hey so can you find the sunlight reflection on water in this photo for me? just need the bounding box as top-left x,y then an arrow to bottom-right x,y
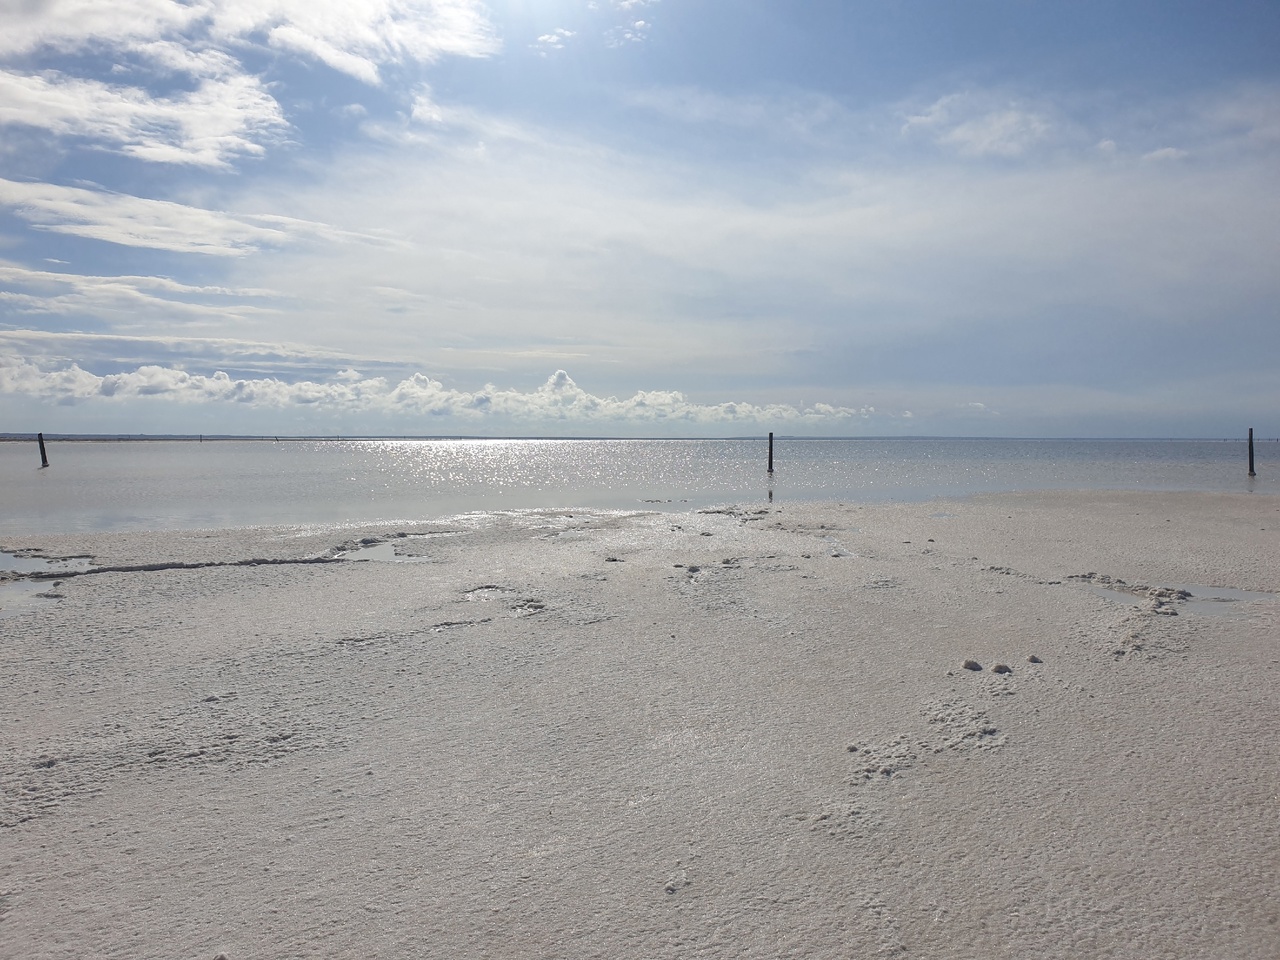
1,437 -> 1274,534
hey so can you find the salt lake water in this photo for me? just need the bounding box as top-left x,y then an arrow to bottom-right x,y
1,437 -> 1274,535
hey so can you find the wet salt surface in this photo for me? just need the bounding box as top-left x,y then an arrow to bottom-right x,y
0,551 -> 92,574
337,540 -> 434,563
0,552 -> 92,620
0,580 -> 58,620
1086,582 -> 1276,617
0,533 -> 454,618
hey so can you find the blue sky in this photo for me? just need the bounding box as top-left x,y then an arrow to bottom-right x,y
1,0 -> 1277,437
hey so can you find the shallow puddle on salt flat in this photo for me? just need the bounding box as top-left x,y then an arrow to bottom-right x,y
1167,584 -> 1276,618
1086,583 -> 1275,618
0,552 -> 90,620
0,551 -> 92,574
338,541 -> 434,563
0,580 -> 60,620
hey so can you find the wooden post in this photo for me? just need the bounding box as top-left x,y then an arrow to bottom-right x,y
37,432 -> 49,468
767,432 -> 774,473
1248,427 -> 1256,477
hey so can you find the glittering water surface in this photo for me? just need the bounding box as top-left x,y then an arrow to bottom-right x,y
1,437 -> 1274,534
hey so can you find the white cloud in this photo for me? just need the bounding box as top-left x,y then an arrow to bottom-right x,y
0,178 -> 381,256
0,178 -> 289,254
410,85 -> 445,123
0,68 -> 286,167
1142,146 -> 1188,162
903,93 -> 1052,157
0,0 -> 498,167
532,28 -> 574,56
0,264 -> 280,328
606,21 -> 651,46
0,328 -> 399,383
0,358 -> 883,427
1199,84 -> 1280,146
603,1 -> 658,48
242,0 -> 499,79
1077,85 -> 1280,163
0,1 -> 499,73
199,85 -> 1280,411
624,86 -> 843,139
0,0 -> 202,59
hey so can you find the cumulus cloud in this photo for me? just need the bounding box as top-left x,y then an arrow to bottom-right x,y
606,21 -> 651,46
0,359 -> 885,428
603,1 -> 659,47
532,28 -> 574,56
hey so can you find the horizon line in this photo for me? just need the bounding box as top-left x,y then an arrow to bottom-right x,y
1,433 -> 1272,443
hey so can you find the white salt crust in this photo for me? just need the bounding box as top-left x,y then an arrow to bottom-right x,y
1,490 -> 1277,958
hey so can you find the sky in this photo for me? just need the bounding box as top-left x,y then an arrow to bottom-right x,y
1,0 -> 1278,438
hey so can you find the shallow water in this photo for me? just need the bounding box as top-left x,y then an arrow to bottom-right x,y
0,551 -> 92,574
1085,582 -> 1276,618
0,552 -> 90,619
0,580 -> 56,620
1,436 -> 1274,534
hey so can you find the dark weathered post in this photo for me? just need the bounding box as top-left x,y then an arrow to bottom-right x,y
767,432 -> 774,473
1248,427 -> 1256,477
37,432 -> 49,468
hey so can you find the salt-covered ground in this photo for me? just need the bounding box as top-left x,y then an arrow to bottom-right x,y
1,491 -> 1277,959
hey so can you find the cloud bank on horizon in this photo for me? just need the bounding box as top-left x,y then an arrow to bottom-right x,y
1,0 -> 1278,437
0,355 -> 887,433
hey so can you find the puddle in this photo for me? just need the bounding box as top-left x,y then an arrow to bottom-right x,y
0,551 -> 92,619
0,580 -> 62,620
338,541 -> 433,563
1085,585 -> 1144,606
1167,584 -> 1276,618
0,551 -> 92,574
1085,582 -> 1275,618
